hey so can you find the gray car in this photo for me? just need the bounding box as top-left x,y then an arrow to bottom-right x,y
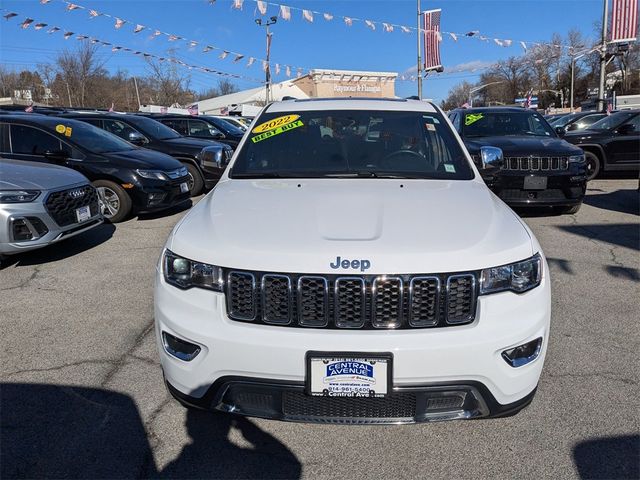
0,159 -> 103,257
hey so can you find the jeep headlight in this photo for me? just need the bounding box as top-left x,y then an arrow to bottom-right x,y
163,250 -> 223,291
480,254 -> 542,294
568,154 -> 585,164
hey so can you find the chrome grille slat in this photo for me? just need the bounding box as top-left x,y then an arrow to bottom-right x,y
225,271 -> 477,329
503,156 -> 569,171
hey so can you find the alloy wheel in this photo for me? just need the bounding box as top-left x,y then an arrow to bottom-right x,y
97,186 -> 120,218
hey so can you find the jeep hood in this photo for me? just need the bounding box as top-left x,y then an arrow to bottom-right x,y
170,179 -> 534,274
464,135 -> 583,157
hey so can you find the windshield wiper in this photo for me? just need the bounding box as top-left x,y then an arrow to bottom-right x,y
323,171 -> 424,179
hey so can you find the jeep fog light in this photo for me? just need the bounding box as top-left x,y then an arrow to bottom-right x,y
502,337 -> 542,368
162,332 -> 201,361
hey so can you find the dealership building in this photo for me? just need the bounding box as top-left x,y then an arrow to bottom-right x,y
195,68 -> 398,115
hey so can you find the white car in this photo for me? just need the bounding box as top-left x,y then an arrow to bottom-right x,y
154,98 -> 551,424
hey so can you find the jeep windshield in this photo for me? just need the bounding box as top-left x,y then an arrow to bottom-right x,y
462,111 -> 555,138
230,110 -> 474,180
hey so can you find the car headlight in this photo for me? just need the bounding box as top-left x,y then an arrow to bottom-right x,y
0,190 -> 40,203
480,254 -> 542,294
568,154 -> 585,164
163,250 -> 223,291
136,169 -> 169,181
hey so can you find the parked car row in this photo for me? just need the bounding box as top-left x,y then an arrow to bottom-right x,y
0,108 -> 246,260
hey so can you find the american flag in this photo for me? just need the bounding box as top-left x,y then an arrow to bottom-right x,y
423,9 -> 442,70
524,89 -> 534,109
25,104 -> 34,113
187,104 -> 199,116
610,0 -> 638,43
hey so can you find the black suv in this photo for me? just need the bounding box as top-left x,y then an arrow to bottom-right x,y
145,114 -> 245,149
563,110 -> 640,180
449,107 -> 588,213
0,114 -> 190,222
550,111 -> 607,135
56,112 -> 233,195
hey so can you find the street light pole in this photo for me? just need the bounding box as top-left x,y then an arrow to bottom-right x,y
468,81 -> 505,107
597,0 -> 609,111
255,16 -> 277,103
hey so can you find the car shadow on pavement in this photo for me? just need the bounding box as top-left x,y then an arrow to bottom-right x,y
573,434 -> 639,479
583,188 -> 640,216
0,223 -> 115,269
556,223 -> 639,251
1,383 -> 302,479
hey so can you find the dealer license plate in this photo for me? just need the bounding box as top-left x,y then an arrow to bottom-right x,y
180,182 -> 189,193
307,353 -> 391,398
523,176 -> 547,190
75,205 -> 91,223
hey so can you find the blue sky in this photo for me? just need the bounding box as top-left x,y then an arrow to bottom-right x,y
1,0 -> 605,103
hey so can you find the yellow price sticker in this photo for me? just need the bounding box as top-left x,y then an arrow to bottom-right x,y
64,127 -> 72,137
465,113 -> 484,126
250,119 -> 304,143
55,124 -> 66,134
252,114 -> 300,134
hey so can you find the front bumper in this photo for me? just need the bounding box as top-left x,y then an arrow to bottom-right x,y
0,201 -> 102,255
154,260 -> 551,422
485,171 -> 587,207
132,177 -> 191,213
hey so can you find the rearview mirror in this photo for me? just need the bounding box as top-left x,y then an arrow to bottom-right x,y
128,131 -> 148,146
44,149 -> 69,162
617,124 -> 635,135
480,146 -> 504,171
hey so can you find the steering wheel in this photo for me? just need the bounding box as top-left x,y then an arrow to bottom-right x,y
381,149 -> 425,166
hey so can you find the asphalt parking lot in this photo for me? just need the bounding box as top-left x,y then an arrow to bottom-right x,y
1,178 -> 639,479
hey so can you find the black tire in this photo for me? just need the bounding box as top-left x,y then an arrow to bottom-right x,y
93,179 -> 132,223
584,151 -> 601,181
184,162 -> 204,196
556,204 -> 582,215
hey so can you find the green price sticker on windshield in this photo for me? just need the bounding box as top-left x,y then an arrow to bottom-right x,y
465,113 -> 484,126
251,119 -> 304,143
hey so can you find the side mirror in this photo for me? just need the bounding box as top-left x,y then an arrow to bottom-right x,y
555,126 -> 566,136
480,146 -> 504,171
128,131 -> 148,146
211,130 -> 225,140
617,124 -> 635,135
197,146 -> 231,170
566,123 -> 579,132
44,149 -> 69,162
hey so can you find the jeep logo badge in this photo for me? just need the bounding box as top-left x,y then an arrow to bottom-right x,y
330,256 -> 371,272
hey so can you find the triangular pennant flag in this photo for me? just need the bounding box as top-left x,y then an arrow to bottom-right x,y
89,9 -> 99,18
279,5 -> 290,20
101,41 -> 111,46
203,45 -> 213,52
168,34 -> 180,41
63,31 -> 74,39
90,38 -> 100,44
66,3 -> 81,11
302,9 -> 313,22
3,12 -> 18,20
449,32 -> 458,41
296,68 -> 303,78
503,39 -> 512,47
34,23 -> 47,30
134,24 -> 145,33
382,23 -> 394,33
189,41 -> 198,49
40,0 -> 51,3
114,18 -> 125,29
247,57 -> 255,67
256,0 -> 267,15
344,17 -> 353,27
286,65 -> 291,77
400,25 -> 411,33
520,41 -> 527,51
219,50 -> 229,59
365,20 -> 375,30
466,30 -> 479,37
76,35 -> 89,40
233,54 -> 244,62
494,39 -> 504,47
232,0 -> 243,10
479,35 -> 488,41
262,60 -> 268,72
323,13 -> 333,21
275,63 -> 281,75
20,18 -> 34,29
47,26 -> 60,34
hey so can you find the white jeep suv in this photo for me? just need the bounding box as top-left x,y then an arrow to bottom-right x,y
154,98 -> 550,424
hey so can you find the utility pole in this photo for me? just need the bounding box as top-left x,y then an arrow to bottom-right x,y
133,76 -> 141,109
66,82 -> 72,107
598,0 -> 609,111
256,16 -> 277,103
417,0 -> 423,99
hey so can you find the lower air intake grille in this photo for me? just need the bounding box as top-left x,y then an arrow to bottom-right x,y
283,391 -> 417,419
